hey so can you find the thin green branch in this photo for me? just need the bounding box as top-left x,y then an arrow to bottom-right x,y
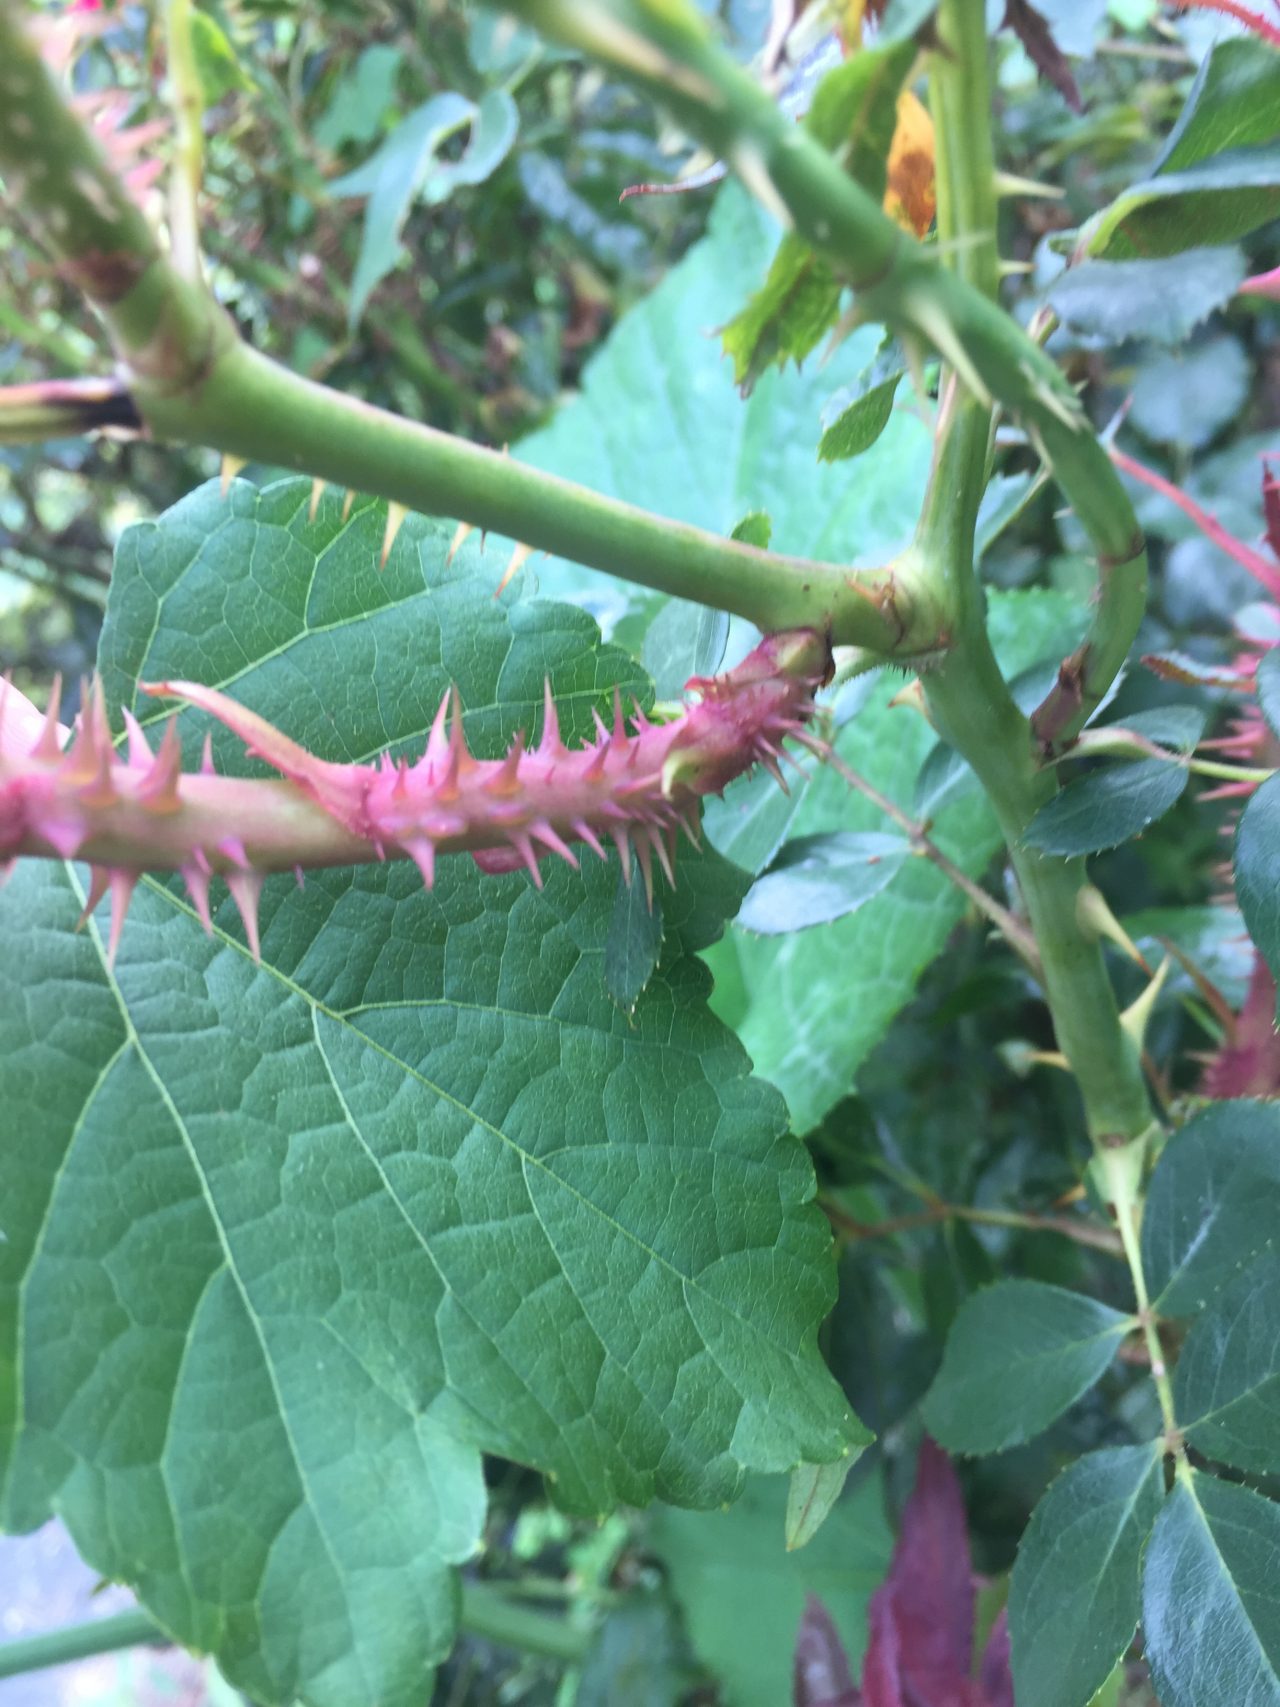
491,0 -> 1147,745
163,0 -> 206,281
821,1193 -> 1124,1256
0,1 -> 931,655
0,1585 -> 591,1682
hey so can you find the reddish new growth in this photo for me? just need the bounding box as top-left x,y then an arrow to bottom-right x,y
794,1438 -> 1012,1707
0,629 -> 831,961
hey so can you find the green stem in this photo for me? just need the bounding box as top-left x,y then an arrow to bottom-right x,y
0,1 -> 926,655
0,1586 -> 591,1682
915,0 -> 1156,1149
163,0 -> 206,281
0,1611 -> 164,1681
1098,1145 -> 1182,1449
493,0 -> 1147,744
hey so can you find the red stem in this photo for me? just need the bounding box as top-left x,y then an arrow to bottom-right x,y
1110,446 -> 1280,599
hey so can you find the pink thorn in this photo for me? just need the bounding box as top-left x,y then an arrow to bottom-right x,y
676,804 -> 702,848
529,818 -> 580,869
485,731 -> 526,796
217,835 -> 250,870
508,830 -> 545,887
634,837 -> 656,909
583,741 -> 609,782
121,707 -> 153,766
611,685 -> 627,748
648,824 -> 676,888
106,869 -> 138,970
539,680 -> 563,755
610,828 -> 633,886
294,865 -> 306,889
416,689 -> 453,775
225,869 -> 263,961
629,697 -> 652,732
76,864 -> 112,931
200,733 -> 216,776
591,709 -> 611,744
137,717 -> 183,811
183,861 -> 213,933
402,836 -> 436,889
571,817 -> 607,860
31,675 -> 64,761
1199,781 -> 1259,801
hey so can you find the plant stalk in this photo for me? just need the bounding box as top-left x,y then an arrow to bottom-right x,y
0,1585 -> 590,1682
916,0 -> 1156,1149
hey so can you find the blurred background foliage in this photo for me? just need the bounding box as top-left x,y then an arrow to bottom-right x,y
1,0 -> 1277,1702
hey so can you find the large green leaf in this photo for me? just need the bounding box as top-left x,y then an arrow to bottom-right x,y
1024,759 -> 1189,857
1143,1473 -> 1280,1707
1008,1444 -> 1165,1707
517,183 -> 933,641
1141,1100 -> 1280,1316
921,1280 -> 1133,1453
0,479 -> 868,1707
1177,1254 -> 1280,1476
649,1469 -> 892,1707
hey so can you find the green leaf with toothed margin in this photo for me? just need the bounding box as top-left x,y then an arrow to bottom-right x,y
0,476 -> 869,1707
921,1281 -> 1133,1453
1142,1473 -> 1280,1707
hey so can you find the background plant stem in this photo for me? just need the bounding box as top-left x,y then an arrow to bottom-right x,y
0,1584 -> 591,1681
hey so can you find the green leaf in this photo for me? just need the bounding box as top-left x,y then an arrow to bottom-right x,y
1130,334 -> 1251,452
1258,649 -> 1280,742
1024,759 -> 1188,857
1008,1443 -> 1165,1707
721,44 -> 914,392
641,599 -> 730,699
921,1281 -> 1133,1453
786,1457 -> 854,1552
1143,1474 -> 1280,1707
1080,146 -> 1280,261
314,44 -> 404,151
731,510 -> 773,549
518,185 -> 932,644
650,1470 -> 891,1707
818,343 -> 907,463
1,479 -> 869,1707
577,1592 -> 691,1707
1115,705 -> 1209,752
1047,249 -> 1246,349
1176,1254 -> 1280,1475
738,831 -> 909,935
1123,902 -> 1254,1010
605,863 -> 665,1015
332,89 -> 518,327
1154,38 -> 1280,176
1141,1099 -> 1280,1315
1235,776 -> 1280,1006
190,10 -> 253,102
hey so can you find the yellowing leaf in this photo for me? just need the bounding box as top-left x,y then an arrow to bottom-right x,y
884,89 -> 936,236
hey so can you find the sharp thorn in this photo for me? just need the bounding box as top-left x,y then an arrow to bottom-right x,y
308,477 -> 325,522
220,454 -> 247,496
226,869 -> 263,961
121,707 -> 153,766
380,500 -> 408,569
